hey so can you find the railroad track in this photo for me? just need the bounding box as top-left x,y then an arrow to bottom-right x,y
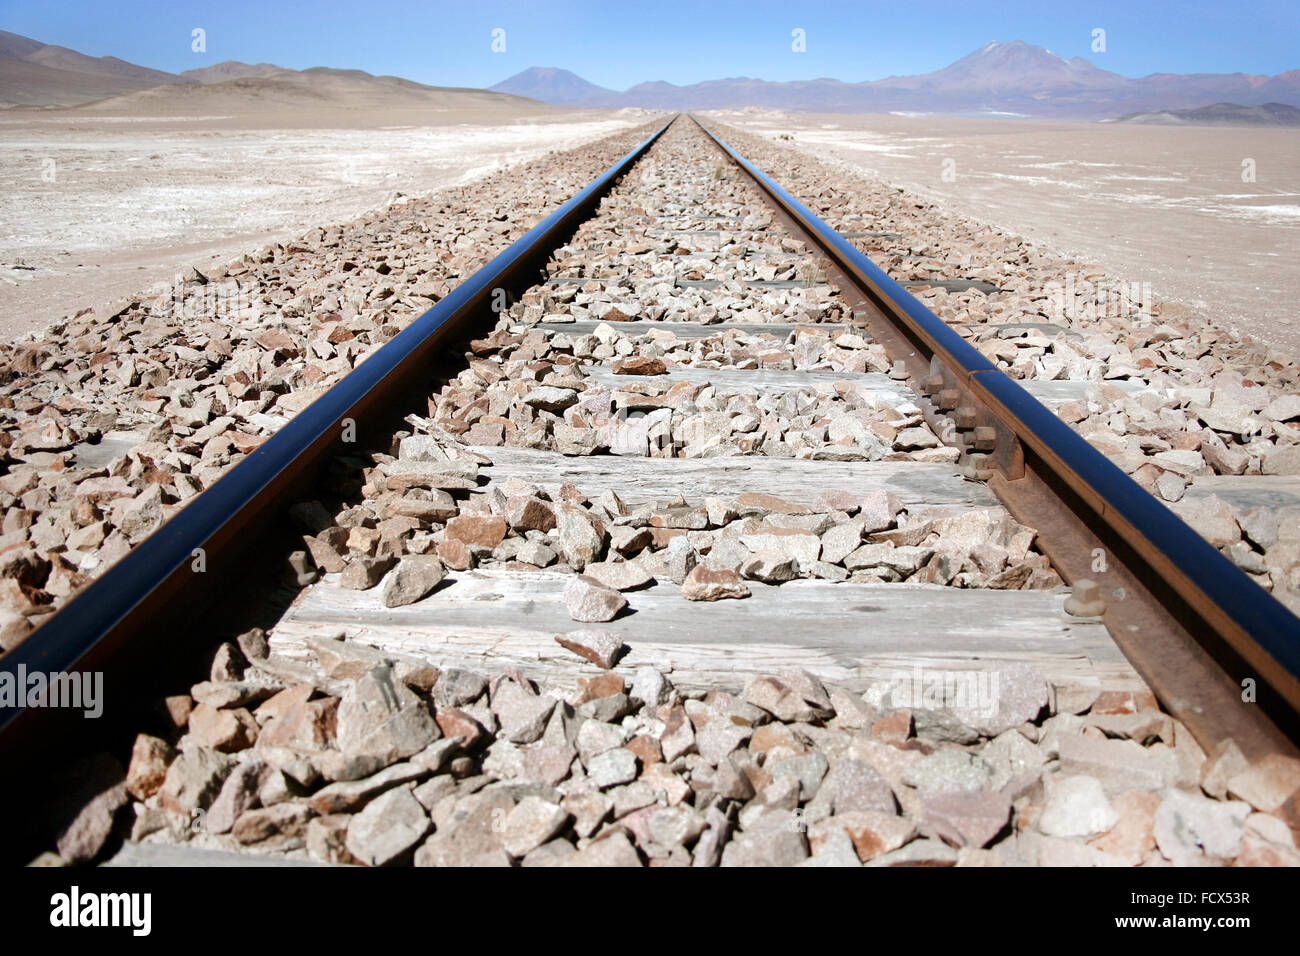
5,115 -> 1300,868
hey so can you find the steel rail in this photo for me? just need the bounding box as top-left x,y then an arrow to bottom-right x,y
0,117 -> 676,756
693,115 -> 1300,758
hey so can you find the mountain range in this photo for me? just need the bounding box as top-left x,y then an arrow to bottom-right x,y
0,30 -> 538,112
3,29 -> 1298,121
0,28 -> 185,106
490,41 -> 1300,120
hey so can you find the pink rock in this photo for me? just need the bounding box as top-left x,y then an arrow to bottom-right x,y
563,576 -> 627,623
681,565 -> 750,601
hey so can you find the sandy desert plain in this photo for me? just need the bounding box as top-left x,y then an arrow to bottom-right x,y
0,98 -> 654,341
711,108 -> 1300,356
2,96 -> 1298,362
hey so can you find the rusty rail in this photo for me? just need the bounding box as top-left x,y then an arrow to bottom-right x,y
0,118 -> 676,763
693,115 -> 1300,759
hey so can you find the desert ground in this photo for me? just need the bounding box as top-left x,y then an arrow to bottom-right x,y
710,109 -> 1300,356
0,105 -> 652,342
5,100 -> 1297,362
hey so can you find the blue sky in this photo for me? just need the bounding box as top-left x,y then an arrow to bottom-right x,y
2,0 -> 1296,90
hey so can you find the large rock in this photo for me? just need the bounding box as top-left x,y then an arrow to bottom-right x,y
720,809 -> 809,867
807,759 -> 897,817
1038,775 -> 1119,838
820,522 -> 865,564
959,663 -> 1047,736
305,636 -> 437,690
159,746 -> 236,816
491,680 -> 557,744
858,490 -> 904,533
1263,394 -> 1300,422
695,720 -> 752,766
563,575 -> 627,623
742,671 -> 833,722
125,734 -> 174,801
689,806 -> 732,867
346,786 -> 430,866
561,831 -> 642,867
1169,494 -> 1241,548
768,752 -> 830,801
307,761 -> 429,814
1235,812 -> 1300,866
555,505 -> 605,570
659,707 -> 695,762
336,665 -> 440,766
1227,754 -> 1300,812
255,693 -> 337,754
901,749 -> 993,793
305,814 -> 358,865
502,797 -> 570,857
53,754 -> 128,864
206,760 -> 272,834
741,551 -> 798,583
1013,831 -> 1125,867
922,789 -> 1012,848
581,560 -> 653,591
231,802 -> 313,847
563,791 -> 614,840
508,497 -> 557,533
415,789 -> 515,867
1057,735 -> 1181,796
1088,789 -> 1159,865
338,554 -> 396,590
588,748 -> 639,789
524,386 -> 579,412
682,565 -> 749,601
555,629 -> 624,668
810,810 -> 915,863
188,703 -> 257,752
649,806 -> 706,847
981,730 -> 1046,790
865,837 -> 959,867
739,529 -> 821,565
612,356 -> 667,376
380,555 -> 446,608
1263,444 -> 1300,476
444,515 -> 508,549
800,827 -> 862,867
630,666 -> 674,707
664,535 -> 697,584
1152,788 -> 1250,863
433,668 -> 487,708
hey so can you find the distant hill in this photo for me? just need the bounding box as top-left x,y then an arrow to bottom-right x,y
490,66 -> 615,103
179,60 -> 286,84
77,68 -> 544,114
0,29 -> 189,106
0,30 -> 546,114
493,40 -> 1300,119
1109,101 -> 1300,127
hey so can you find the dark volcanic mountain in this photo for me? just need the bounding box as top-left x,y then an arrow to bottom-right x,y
495,40 -> 1300,119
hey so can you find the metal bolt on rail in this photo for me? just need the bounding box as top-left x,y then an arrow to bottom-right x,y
1065,579 -> 1109,617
